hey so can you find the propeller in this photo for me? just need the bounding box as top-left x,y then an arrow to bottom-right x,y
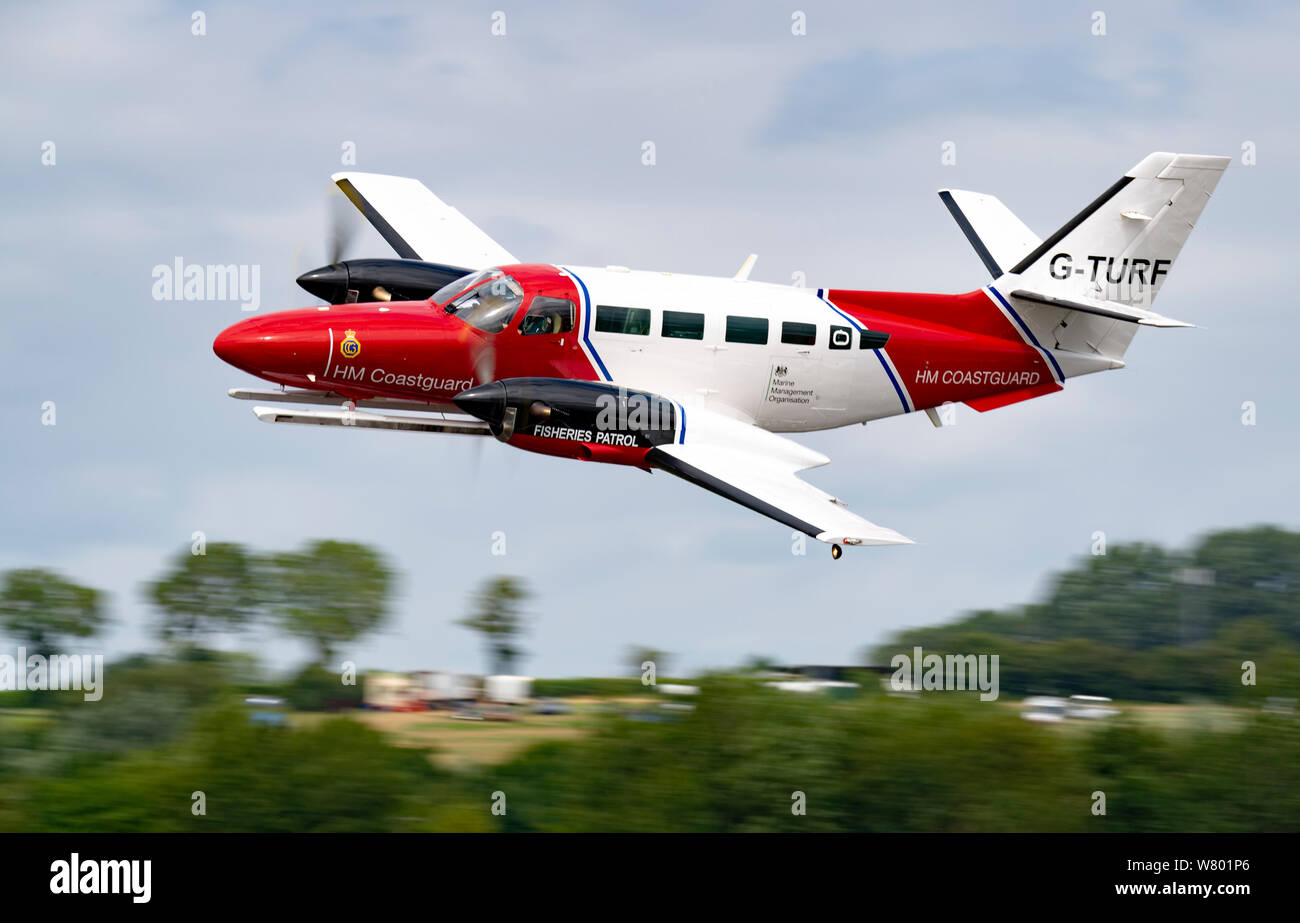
471,338 -> 496,387
295,187 -> 369,303
327,187 -> 359,265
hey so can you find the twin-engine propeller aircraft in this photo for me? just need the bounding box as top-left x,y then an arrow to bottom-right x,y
214,153 -> 1229,557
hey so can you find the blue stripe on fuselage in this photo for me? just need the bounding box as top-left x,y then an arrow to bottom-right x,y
818,288 -> 910,413
987,286 -> 1064,383
563,266 -> 611,382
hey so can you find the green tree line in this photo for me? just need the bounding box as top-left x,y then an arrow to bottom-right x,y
872,526 -> 1300,702
6,677 -> 1299,832
1,525 -> 1298,832
2,542 -> 529,677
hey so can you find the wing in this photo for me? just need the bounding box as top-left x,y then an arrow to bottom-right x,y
332,172 -> 517,269
646,404 -> 912,547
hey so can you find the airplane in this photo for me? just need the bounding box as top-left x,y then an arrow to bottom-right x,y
213,152 -> 1229,558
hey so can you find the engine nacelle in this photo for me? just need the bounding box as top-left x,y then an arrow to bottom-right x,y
453,378 -> 680,466
296,258 -> 473,305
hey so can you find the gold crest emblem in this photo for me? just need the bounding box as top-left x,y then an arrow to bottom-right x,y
339,329 -> 361,359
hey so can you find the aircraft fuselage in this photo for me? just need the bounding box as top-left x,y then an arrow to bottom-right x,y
214,262 -> 1069,434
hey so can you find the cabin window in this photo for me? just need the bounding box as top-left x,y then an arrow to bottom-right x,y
726,315 -> 769,345
859,329 -> 891,349
595,305 -> 651,335
662,310 -> 705,340
829,325 -> 852,350
519,296 -> 576,335
781,321 -> 817,346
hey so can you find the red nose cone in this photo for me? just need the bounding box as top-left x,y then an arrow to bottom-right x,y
212,319 -> 256,370
212,313 -> 325,383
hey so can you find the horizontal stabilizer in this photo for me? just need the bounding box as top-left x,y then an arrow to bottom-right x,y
1009,289 -> 1195,328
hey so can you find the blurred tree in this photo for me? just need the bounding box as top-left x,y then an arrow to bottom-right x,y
268,540 -> 394,664
873,527 -> 1300,702
459,576 -> 529,675
0,569 -> 106,657
1194,525 -> 1300,643
146,543 -> 263,652
1035,543 -> 1183,648
284,662 -> 364,712
626,645 -> 671,678
25,706 -> 461,832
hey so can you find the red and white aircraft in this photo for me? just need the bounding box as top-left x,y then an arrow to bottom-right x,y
214,152 -> 1228,557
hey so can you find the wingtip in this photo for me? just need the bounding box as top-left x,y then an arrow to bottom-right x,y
818,530 -> 915,547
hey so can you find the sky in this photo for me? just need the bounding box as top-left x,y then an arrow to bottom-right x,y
2,0 -> 1297,678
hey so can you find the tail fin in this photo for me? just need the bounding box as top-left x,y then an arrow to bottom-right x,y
938,189 -> 1042,279
1003,152 -> 1229,309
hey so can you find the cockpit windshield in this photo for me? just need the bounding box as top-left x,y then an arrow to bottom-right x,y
438,270 -> 524,334
431,269 -> 492,306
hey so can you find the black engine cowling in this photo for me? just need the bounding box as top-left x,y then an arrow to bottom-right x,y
453,378 -> 680,448
296,258 -> 473,305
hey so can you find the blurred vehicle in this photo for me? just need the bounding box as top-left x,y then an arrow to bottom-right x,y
363,672 -> 425,711
626,711 -> 677,722
766,679 -> 860,699
1066,695 -> 1120,720
483,675 -> 533,705
532,697 -> 575,715
1021,696 -> 1068,723
243,695 -> 288,727
366,670 -> 485,711
657,683 -> 700,697
422,670 -> 481,709
880,676 -> 921,698
656,683 -> 698,712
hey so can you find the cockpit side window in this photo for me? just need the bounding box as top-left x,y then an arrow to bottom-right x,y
519,296 -> 576,336
431,269 -> 492,306
445,272 -> 524,334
